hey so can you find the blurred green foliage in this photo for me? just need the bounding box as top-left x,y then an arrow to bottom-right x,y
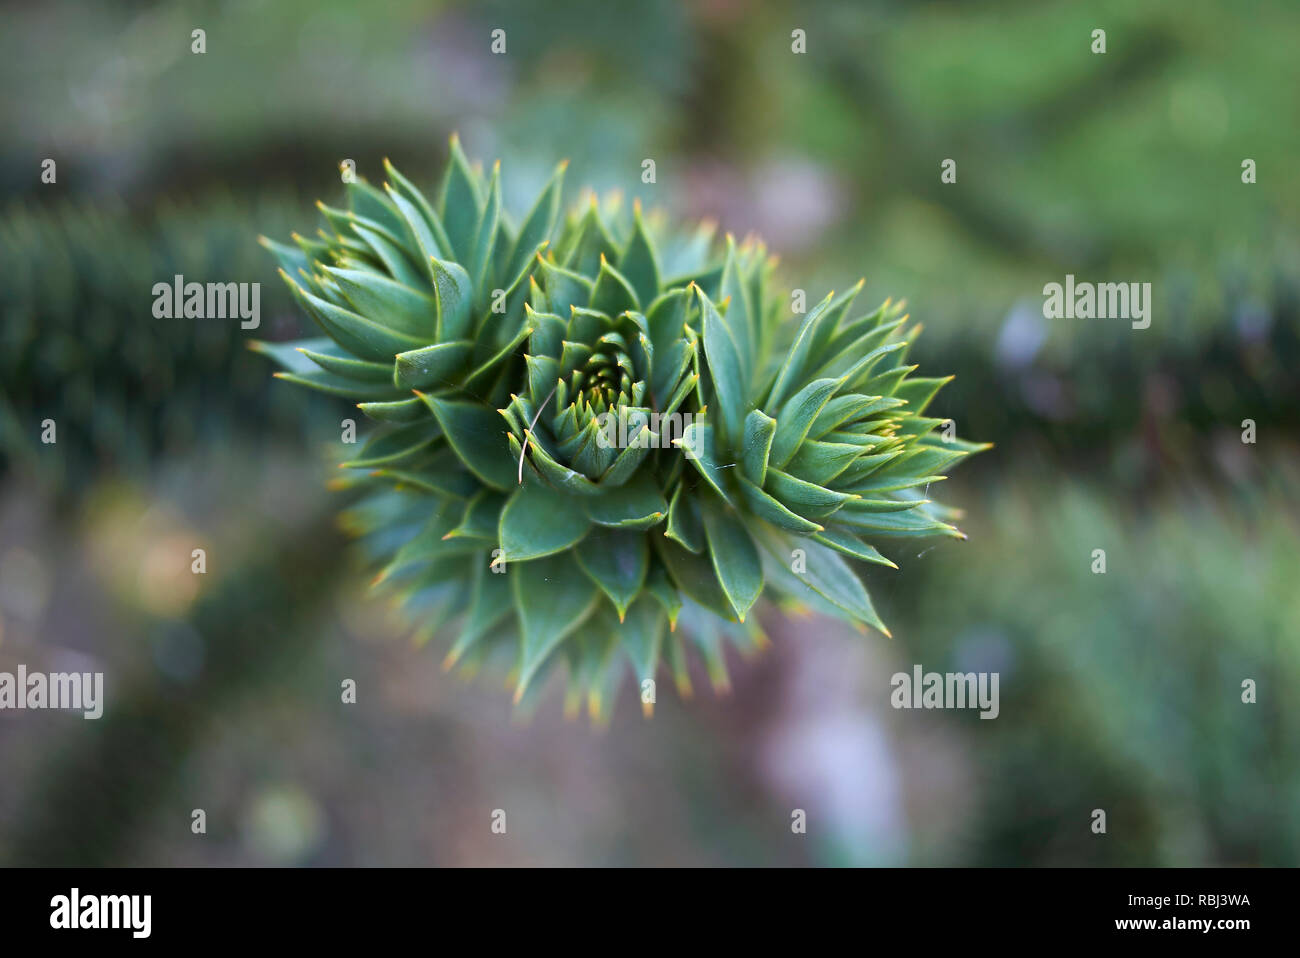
927,260 -> 1300,478
892,470 -> 1300,865
0,195 -> 321,490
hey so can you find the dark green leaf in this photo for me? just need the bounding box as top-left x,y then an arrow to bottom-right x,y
589,257 -> 640,315
507,161 -> 566,280
665,485 -> 705,552
678,419 -> 735,506
619,205 -> 661,307
499,479 -> 592,561
575,530 -> 649,620
422,395 -> 517,491
513,553 -> 599,697
582,473 -> 668,530
696,286 -> 748,448
758,530 -> 889,635
701,502 -> 763,622
439,134 -> 484,261
340,419 -> 440,468
469,163 -> 501,300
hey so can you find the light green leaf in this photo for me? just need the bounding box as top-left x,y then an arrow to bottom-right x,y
322,266 -> 436,339
300,345 -> 394,383
431,258 -> 474,341
446,490 -> 506,541
765,467 -> 855,518
272,369 -> 406,401
357,397 -> 427,423
383,158 -> 452,256
786,438 -> 863,486
645,288 -> 690,404
536,257 -> 593,316
833,504 -> 962,538
719,236 -> 755,371
258,236 -> 313,284
811,526 -> 898,568
644,565 -> 683,631
741,408 -> 777,485
893,376 -> 954,415
809,394 -> 902,437
525,436 -> 602,497
248,336 -> 333,375
394,341 -> 472,390
769,377 -> 840,469
284,273 -> 422,362
598,429 -> 654,487
737,476 -> 823,534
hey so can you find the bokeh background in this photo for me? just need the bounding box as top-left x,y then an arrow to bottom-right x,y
1,0 -> 1297,866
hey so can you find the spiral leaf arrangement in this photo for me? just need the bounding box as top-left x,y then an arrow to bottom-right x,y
254,137 -> 988,721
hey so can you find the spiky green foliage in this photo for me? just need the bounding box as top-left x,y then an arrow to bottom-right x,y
257,137 -> 987,721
